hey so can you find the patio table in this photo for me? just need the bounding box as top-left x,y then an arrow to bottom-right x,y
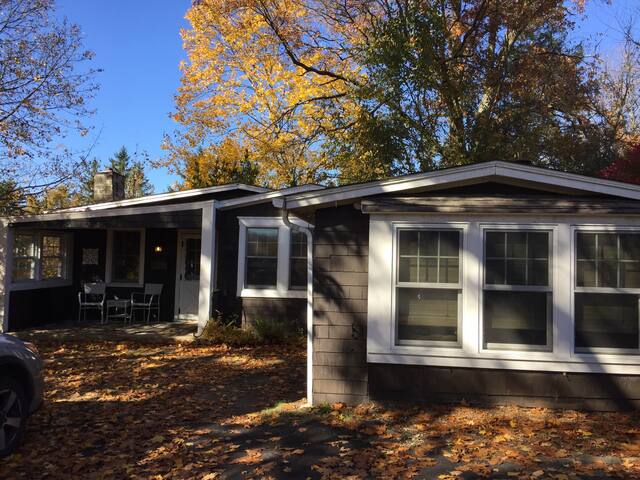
106,299 -> 132,324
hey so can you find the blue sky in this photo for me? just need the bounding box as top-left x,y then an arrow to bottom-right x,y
55,0 -> 638,193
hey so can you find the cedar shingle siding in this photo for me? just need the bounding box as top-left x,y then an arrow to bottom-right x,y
312,206 -> 369,404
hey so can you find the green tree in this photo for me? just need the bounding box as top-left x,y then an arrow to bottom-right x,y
109,146 -> 154,199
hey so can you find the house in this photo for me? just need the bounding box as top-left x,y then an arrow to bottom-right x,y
3,161 -> 640,410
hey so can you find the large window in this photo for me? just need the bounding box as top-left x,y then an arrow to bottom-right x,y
396,229 -> 461,345
575,232 -> 640,352
483,231 -> 552,350
245,227 -> 278,288
110,230 -> 142,284
289,230 -> 308,289
11,232 -> 69,284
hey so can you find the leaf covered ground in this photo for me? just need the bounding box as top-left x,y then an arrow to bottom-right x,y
2,339 -> 640,479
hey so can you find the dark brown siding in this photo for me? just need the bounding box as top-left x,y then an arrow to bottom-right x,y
312,205 -> 369,404
214,204 -> 306,328
143,229 -> 177,322
8,286 -> 75,330
369,364 -> 640,411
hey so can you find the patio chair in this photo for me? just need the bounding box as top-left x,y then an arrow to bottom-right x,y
131,283 -> 163,323
78,283 -> 106,323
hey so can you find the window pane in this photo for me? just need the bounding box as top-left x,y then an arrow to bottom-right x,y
399,256 -> 418,282
439,231 -> 459,257
290,231 -> 307,258
42,257 -> 63,279
528,259 -> 549,286
290,258 -> 307,288
422,257 -> 438,283
598,234 -> 618,260
112,231 -> 141,283
12,259 -> 35,281
506,232 -> 527,258
621,261 -> 640,288
576,260 -> 596,287
577,233 -> 596,260
527,232 -> 548,259
419,231 -> 439,256
620,234 -> 640,261
598,260 -> 618,288
575,293 -> 639,350
399,231 -> 419,256
184,238 -> 201,281
484,291 -> 549,347
13,234 -> 34,257
439,258 -> 459,284
247,228 -> 278,257
506,259 -> 527,285
246,257 -> 277,287
485,232 -> 505,258
485,259 -> 505,285
397,288 -> 458,343
42,235 -> 61,257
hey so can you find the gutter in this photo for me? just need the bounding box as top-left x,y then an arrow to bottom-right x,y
281,197 -> 314,406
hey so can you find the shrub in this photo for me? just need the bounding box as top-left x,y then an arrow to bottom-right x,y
197,318 -> 257,347
250,318 -> 295,344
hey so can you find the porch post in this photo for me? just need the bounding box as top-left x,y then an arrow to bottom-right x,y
0,220 -> 12,332
197,202 -> 216,334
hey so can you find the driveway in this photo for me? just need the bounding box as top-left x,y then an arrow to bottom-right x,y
1,331 -> 639,479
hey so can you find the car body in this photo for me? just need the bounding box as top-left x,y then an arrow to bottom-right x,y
0,334 -> 44,458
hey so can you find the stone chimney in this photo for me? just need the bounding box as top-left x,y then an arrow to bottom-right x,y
93,168 -> 125,203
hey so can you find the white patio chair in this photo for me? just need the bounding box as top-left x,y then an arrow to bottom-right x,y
130,283 -> 163,323
78,283 -> 106,323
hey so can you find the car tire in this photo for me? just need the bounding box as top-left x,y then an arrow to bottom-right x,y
0,377 -> 28,459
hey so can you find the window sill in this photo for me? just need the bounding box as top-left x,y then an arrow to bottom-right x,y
240,288 -> 307,299
10,278 -> 72,291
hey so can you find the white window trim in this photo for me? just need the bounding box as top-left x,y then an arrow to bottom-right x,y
237,217 -> 309,299
480,226 -> 555,353
105,228 -> 145,287
10,230 -> 73,291
367,214 -> 640,375
392,226 -> 464,348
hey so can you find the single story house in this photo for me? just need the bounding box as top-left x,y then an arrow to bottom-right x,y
3,161 -> 640,410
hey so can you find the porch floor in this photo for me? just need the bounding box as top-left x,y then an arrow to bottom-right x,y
12,319 -> 198,344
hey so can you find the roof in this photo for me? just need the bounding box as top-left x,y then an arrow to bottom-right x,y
274,161 -> 640,210
58,183 -> 271,213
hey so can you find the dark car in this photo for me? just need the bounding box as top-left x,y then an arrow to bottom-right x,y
0,334 -> 44,458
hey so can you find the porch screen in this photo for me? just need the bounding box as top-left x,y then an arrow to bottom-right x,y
245,227 -> 278,288
575,232 -> 640,351
111,230 -> 141,283
483,231 -> 552,350
395,229 -> 461,345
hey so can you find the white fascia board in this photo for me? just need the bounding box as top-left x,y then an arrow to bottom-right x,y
9,200 -> 214,224
276,161 -> 640,209
57,183 -> 270,213
217,184 -> 325,210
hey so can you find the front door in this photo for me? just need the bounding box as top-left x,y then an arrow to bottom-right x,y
176,233 -> 201,319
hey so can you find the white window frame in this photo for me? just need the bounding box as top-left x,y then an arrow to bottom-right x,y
237,217 -> 310,299
481,227 -> 554,352
367,214 -> 640,375
10,230 -> 73,290
393,226 -> 463,348
105,228 -> 145,287
572,226 -> 640,356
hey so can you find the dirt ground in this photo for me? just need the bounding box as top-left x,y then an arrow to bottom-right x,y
2,335 -> 640,479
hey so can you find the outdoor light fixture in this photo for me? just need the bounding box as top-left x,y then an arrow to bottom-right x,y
154,245 -> 163,253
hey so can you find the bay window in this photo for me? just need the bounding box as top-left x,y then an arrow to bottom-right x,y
395,229 -> 461,345
483,231 -> 552,350
575,232 -> 640,352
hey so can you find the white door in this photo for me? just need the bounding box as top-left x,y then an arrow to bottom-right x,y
176,233 -> 201,319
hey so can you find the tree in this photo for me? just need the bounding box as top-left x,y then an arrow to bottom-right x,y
165,0 -> 617,187
599,143 -> 640,184
75,157 -> 101,204
0,0 -> 99,198
109,146 -> 154,199
180,139 -> 260,189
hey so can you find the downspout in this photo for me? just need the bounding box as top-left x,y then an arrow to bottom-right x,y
281,197 -> 314,406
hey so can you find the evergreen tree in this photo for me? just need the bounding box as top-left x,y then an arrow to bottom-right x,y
109,146 -> 154,199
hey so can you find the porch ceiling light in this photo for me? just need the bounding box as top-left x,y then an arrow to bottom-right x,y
154,245 -> 163,253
